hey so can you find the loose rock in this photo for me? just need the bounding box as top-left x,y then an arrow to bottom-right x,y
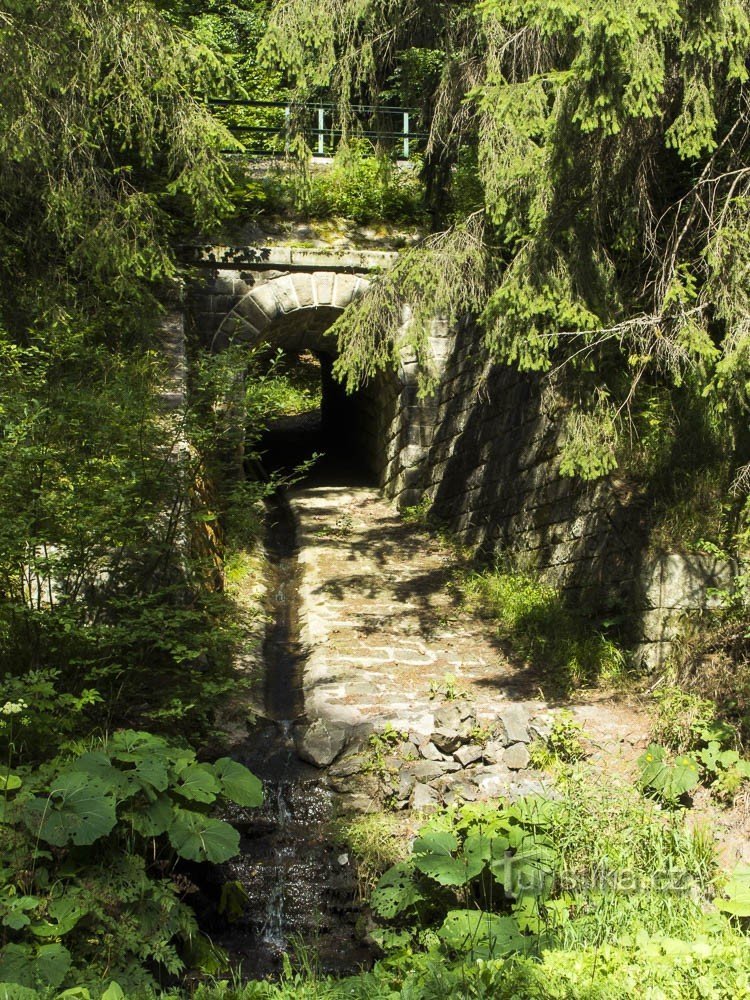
433,702 -> 476,737
295,719 -> 349,767
419,741 -> 445,762
454,744 -> 484,768
411,782 -> 439,811
496,705 -> 531,745
504,742 -> 531,770
431,727 -> 464,754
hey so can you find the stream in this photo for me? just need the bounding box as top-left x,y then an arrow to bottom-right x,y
198,490 -> 371,979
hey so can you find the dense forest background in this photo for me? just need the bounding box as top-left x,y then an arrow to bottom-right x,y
0,0 -> 749,995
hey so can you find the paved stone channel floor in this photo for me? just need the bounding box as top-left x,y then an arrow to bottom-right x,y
289,488 -> 642,797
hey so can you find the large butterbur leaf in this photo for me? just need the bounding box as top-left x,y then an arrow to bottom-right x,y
125,794 -> 174,837
412,829 -> 481,886
212,758 -> 263,808
30,896 -> 86,939
67,752 -> 137,799
168,808 -> 239,863
174,764 -> 220,804
413,850 -> 484,887
23,774 -> 116,847
638,744 -> 700,802
716,865 -> 750,917
438,910 -> 526,959
371,862 -> 425,919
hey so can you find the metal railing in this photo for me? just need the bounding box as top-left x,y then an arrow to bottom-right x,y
210,99 -> 428,160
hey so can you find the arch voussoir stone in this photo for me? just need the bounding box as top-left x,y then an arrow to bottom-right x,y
312,272 -> 335,306
274,274 -> 301,314
216,270 -> 370,350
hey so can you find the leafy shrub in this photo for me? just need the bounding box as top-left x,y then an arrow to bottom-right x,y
529,712 -> 588,769
0,731 -> 262,992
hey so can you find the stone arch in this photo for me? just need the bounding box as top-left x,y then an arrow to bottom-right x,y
214,271 -> 370,352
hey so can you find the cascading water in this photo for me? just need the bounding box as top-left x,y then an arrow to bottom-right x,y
196,491 -> 371,979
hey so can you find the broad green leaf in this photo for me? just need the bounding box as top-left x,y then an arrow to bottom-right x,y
412,830 -> 458,856
1,898 -> 39,931
438,910 -> 526,959
371,862 -> 424,919
212,758 -> 263,808
370,927 -> 414,951
23,774 -> 116,847
125,794 -> 173,837
68,753 -> 136,799
168,809 -> 239,863
30,896 -> 86,938
0,776 -> 21,793
0,943 -> 71,989
174,765 -> 220,804
638,744 -> 700,802
108,730 -> 172,762
716,865 -> 750,917
0,982 -> 42,999
413,852 -> 484,887
101,982 -> 125,1000
131,758 -> 169,794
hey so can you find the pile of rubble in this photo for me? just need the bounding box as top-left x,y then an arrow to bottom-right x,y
295,701 -> 559,813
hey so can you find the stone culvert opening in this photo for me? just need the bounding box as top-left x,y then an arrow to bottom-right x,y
210,270 -> 396,486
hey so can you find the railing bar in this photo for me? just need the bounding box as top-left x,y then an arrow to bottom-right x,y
209,98 -> 420,113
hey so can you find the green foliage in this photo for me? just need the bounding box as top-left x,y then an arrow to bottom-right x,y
530,713 -> 588,770
649,686 -> 750,804
637,744 -> 701,805
247,142 -> 426,223
274,0 -> 750,505
0,731 -> 261,990
716,865 -> 750,918
459,565 -> 627,691
303,144 -> 425,223
370,797 -> 560,956
334,812 -> 412,898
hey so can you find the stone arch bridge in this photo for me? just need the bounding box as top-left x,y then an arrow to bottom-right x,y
187,245 -> 445,503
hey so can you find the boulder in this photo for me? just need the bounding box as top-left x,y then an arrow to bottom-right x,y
454,744 -> 484,768
504,742 -> 531,770
443,781 -> 479,806
411,782 -> 440,811
482,740 -> 506,765
496,705 -> 531,745
295,719 -> 349,768
528,713 -> 554,743
433,702 -> 476,737
406,760 -> 446,782
473,764 -> 513,799
419,741 -> 445,762
431,727 -> 464,754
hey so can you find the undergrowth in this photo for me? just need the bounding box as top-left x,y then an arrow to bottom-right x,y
188,770 -> 749,1000
230,141 -> 426,225
459,565 -> 628,692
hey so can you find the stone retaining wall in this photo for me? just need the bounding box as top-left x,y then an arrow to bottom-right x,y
381,319 -> 734,667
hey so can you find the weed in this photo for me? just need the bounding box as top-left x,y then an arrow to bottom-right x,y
334,812 -> 413,898
530,712 -> 588,770
652,685 -> 718,753
428,673 -> 467,702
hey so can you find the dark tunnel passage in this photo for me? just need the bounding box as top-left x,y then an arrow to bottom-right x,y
255,348 -> 382,488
